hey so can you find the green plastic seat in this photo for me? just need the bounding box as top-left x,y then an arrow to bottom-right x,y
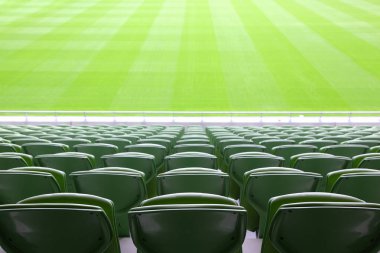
18,193 -> 120,253
11,138 -> 51,145
96,138 -> 132,150
251,136 -> 279,144
129,193 -> 246,253
10,166 -> 66,191
326,169 -> 380,203
243,169 -> 321,237
0,153 -> 33,169
240,167 -> 302,232
358,156 -> 380,169
157,168 -> 229,196
74,143 -> 119,168
102,152 -> 156,183
54,138 -> 92,151
138,138 -> 172,150
351,153 -> 380,168
223,144 -> 266,165
165,152 -> 217,171
0,167 -> 65,204
258,140 -> 295,152
22,143 -> 69,156
70,168 -> 146,236
321,136 -> 352,143
343,139 -> 380,147
291,154 -> 351,191
261,192 -> 364,253
269,202 -> 380,253
272,145 -> 318,167
287,136 -> 315,143
299,139 -> 338,149
0,204 -> 113,253
35,153 -> 95,191
124,144 -> 167,170
0,143 -> 22,153
173,144 -> 215,154
228,152 -> 285,188
320,144 -> 369,158
369,145 -> 380,153
176,139 -> 211,145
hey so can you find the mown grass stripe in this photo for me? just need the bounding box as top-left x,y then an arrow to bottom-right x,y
171,0 -> 229,110
278,0 -> 380,81
231,0 -> 346,110
320,0 -> 380,30
209,0 -> 287,110
110,0 -> 186,110
253,0 -> 380,110
55,0 -> 165,110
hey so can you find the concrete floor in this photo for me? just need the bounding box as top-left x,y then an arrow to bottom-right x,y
0,231 -> 262,253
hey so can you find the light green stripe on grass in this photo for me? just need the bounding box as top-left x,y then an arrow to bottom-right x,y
171,0 -> 229,110
231,0 -> 347,110
253,0 -> 379,110
278,0 -> 380,81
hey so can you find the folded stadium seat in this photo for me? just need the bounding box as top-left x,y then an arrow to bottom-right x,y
0,167 -> 65,204
0,152 -> 33,169
251,136 -> 279,144
12,138 -> 51,146
320,144 -> 369,157
74,143 -> 118,168
351,153 -> 380,168
242,168 -> 322,237
357,156 -> 380,170
228,152 -> 285,199
157,168 -> 229,196
321,136 -> 353,143
96,138 -> 132,150
258,140 -> 296,153
114,135 -> 140,144
172,143 -> 215,155
0,143 -> 22,153
326,169 -> 380,201
102,152 -> 157,197
221,144 -> 267,171
129,193 -> 246,253
369,145 -> 380,153
176,139 -> 211,145
148,134 -> 178,145
137,138 -> 172,150
35,152 -> 95,191
124,144 -> 167,172
268,202 -> 380,253
261,192 -> 365,253
54,138 -> 91,151
299,139 -> 338,149
343,139 -> 380,147
180,134 -> 208,140
73,135 -> 104,142
286,136 -> 316,143
217,138 -> 252,151
272,144 -> 318,167
290,153 -> 351,191
17,193 -> 120,253
22,143 -> 69,157
164,152 -> 218,171
70,168 -> 146,236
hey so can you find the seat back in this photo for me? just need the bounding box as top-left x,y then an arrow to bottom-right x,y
129,193 -> 246,253
157,168 -> 229,196
74,143 -> 119,167
320,144 -> 369,157
22,143 -> 69,156
0,203 -> 113,253
272,145 -> 318,166
165,152 -> 217,171
269,203 -> 380,253
102,152 -> 156,182
19,193 -> 120,253
70,168 -> 146,236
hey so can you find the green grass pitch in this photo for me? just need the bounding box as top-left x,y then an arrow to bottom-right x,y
0,0 -> 380,111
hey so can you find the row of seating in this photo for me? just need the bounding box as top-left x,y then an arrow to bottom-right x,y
0,124 -> 380,252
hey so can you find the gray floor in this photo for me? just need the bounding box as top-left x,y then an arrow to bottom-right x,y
0,231 -> 262,253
